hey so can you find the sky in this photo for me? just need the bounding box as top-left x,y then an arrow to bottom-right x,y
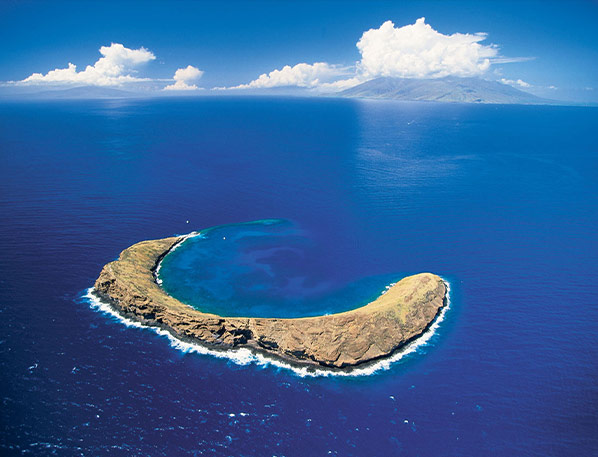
1,0 -> 597,102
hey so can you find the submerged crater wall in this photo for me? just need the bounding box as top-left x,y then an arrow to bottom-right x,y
94,236 -> 447,368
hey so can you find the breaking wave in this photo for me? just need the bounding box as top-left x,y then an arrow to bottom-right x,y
82,279 -> 451,378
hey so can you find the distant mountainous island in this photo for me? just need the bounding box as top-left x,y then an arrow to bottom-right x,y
1,76 -> 562,105
0,85 -> 149,100
339,76 -> 553,104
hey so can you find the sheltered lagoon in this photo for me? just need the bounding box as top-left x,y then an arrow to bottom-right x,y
93,221 -> 448,369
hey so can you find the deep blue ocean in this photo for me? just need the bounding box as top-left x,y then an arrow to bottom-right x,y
1,97 -> 597,456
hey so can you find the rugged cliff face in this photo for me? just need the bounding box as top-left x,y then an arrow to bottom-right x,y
94,236 -> 447,368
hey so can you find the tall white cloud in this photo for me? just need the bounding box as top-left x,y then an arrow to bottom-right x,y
163,65 -> 203,91
19,43 -> 156,86
356,18 -> 498,79
229,62 -> 348,89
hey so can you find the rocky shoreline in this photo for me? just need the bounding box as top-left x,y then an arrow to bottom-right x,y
94,235 -> 447,369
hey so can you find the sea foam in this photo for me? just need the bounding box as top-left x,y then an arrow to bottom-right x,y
83,279 -> 451,378
154,230 -> 202,285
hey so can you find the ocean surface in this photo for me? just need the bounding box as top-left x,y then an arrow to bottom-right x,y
1,97 -> 597,456
157,218 -> 402,318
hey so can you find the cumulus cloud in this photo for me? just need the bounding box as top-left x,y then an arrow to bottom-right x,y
163,65 -> 204,90
225,17 -> 531,92
19,43 -> 155,86
356,17 -> 499,79
500,78 -> 531,88
317,77 -> 363,92
227,62 -> 348,89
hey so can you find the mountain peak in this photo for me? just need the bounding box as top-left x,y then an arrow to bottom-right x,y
339,76 -> 552,104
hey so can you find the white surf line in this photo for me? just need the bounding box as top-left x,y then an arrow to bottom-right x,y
84,278 -> 451,378
154,230 -> 203,285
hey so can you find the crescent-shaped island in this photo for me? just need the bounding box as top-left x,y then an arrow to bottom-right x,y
93,235 -> 447,369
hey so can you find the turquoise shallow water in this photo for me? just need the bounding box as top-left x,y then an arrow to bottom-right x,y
158,219 -> 398,318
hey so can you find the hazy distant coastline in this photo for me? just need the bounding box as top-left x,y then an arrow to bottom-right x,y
0,76 -> 573,105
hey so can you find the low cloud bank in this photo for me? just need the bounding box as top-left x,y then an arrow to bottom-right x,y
10,18 -> 536,94
227,62 -> 349,90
